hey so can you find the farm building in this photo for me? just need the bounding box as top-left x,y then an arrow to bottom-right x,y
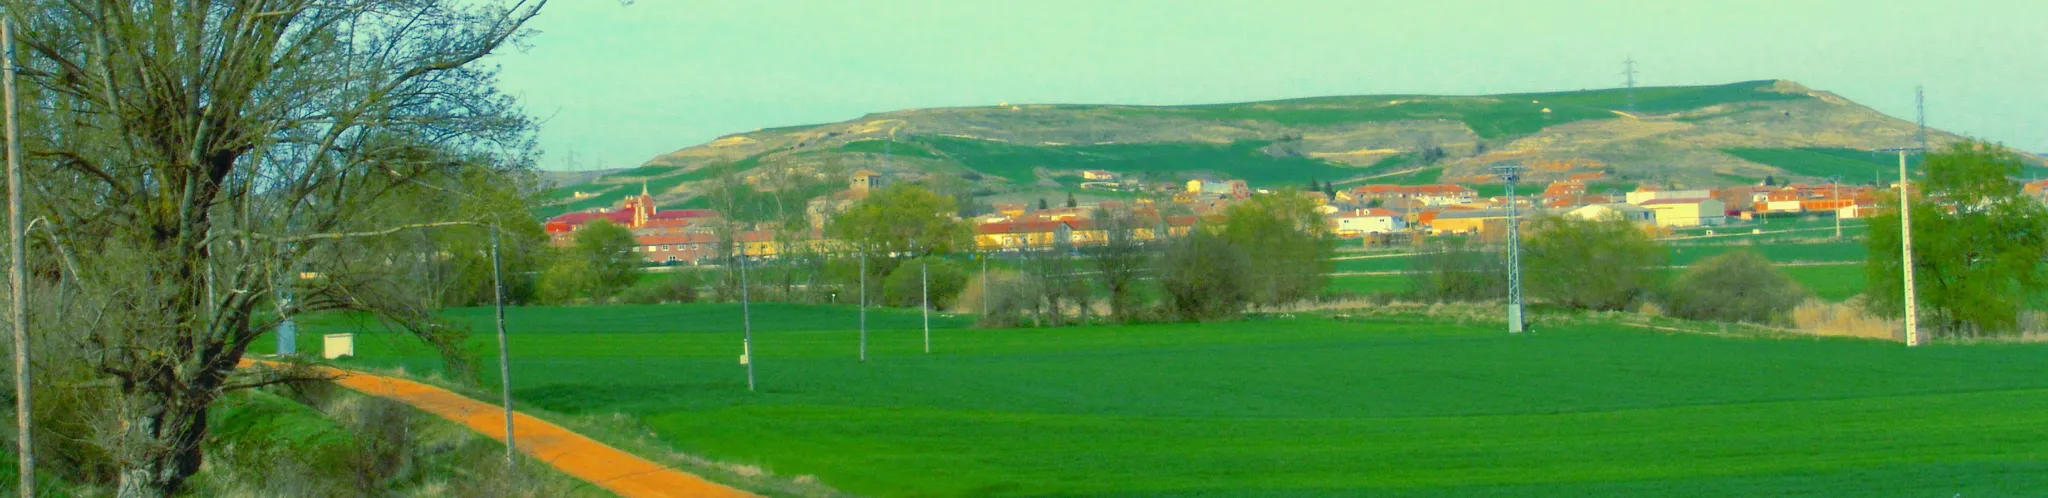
1638,198 -> 1727,227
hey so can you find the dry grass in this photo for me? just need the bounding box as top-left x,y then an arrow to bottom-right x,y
1791,298 -> 1901,341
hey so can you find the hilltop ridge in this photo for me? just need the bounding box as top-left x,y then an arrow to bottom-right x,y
543,80 -> 2015,214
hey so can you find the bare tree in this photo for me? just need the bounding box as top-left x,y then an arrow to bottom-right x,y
2,1 -> 547,495
1090,205 -> 1151,322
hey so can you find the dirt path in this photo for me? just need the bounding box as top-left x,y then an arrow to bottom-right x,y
244,360 -> 754,498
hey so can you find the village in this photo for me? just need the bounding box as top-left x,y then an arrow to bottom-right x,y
540,166 -> 2037,265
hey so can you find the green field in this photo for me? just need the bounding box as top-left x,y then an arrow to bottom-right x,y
270,303 -> 2048,496
1115,81 -> 1803,140
1722,147 -> 1922,180
917,135 -> 1361,185
842,139 -> 937,158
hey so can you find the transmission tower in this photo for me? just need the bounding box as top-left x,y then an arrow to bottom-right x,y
1622,57 -> 1639,112
1914,85 -> 1928,152
1491,164 -> 1528,334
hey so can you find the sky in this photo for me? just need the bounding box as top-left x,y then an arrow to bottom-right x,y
490,0 -> 2048,171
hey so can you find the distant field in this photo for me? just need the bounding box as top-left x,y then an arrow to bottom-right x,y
1722,147 -> 1921,180
272,303 -> 2048,496
842,139 -> 937,159
917,135 -> 1360,185
1114,81 -> 1803,140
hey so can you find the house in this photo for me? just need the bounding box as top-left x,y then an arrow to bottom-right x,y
1082,170 -> 1118,181
1350,184 -> 1477,206
1186,179 -> 1231,196
1625,188 -> 1711,205
544,184 -> 724,247
1638,198 -> 1727,227
1329,208 -> 1407,236
850,169 -> 885,193
1566,203 -> 1655,225
1427,209 -> 1508,235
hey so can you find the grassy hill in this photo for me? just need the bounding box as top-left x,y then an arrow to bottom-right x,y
273,303 -> 2048,496
545,80 -> 2023,212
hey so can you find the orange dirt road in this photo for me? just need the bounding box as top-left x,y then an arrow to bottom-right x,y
242,360 -> 754,498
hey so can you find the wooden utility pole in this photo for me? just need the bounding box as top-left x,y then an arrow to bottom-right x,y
489,225 -> 516,471
4,19 -> 33,497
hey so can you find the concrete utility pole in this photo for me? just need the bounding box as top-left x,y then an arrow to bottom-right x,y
921,260 -> 931,354
488,225 -> 515,472
1831,176 -> 1843,239
980,255 -> 988,316
739,244 -> 754,391
859,250 -> 867,362
1893,149 -> 1922,346
3,18 -> 32,497
1492,165 -> 1527,334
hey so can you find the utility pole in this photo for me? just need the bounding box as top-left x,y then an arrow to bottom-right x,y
980,254 -> 988,316
1492,165 -> 1527,334
1890,148 -> 1922,346
4,19 -> 32,497
739,243 -> 754,391
488,225 -> 515,472
858,250 -> 867,362
921,260 -> 930,354
1831,176 -> 1842,239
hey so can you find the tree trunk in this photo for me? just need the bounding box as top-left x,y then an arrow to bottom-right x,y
113,388 -> 210,497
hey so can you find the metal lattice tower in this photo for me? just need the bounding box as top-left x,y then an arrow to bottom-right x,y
1914,86 -> 1928,152
1622,57 -> 1639,112
1492,164 -> 1528,334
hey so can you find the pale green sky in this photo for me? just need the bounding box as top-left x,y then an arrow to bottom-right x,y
492,0 -> 2048,171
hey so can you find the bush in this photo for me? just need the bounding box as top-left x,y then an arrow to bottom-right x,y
1523,216 -> 1664,310
1409,239 -> 1507,302
976,271 -> 1045,328
1664,250 -> 1808,324
1156,230 -> 1251,321
883,257 -> 969,309
620,271 -> 703,304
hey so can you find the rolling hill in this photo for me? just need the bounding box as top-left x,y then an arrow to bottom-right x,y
544,80 -> 2024,214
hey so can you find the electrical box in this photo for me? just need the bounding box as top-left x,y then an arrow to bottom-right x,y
323,334 -> 355,359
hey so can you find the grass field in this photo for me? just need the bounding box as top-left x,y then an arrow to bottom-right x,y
1721,148 -> 1922,180
271,302 -> 2048,497
1115,81 -> 1802,140
916,135 -> 1361,185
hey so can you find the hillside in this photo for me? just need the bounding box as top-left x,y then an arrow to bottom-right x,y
543,80 -> 2026,214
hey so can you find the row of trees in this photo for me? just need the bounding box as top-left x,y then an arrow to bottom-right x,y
1408,140 -> 2048,339
1410,215 -> 1808,325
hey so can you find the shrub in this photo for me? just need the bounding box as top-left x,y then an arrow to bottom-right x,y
976,271 -> 1044,328
1523,215 -> 1664,310
620,271 -> 703,304
1156,230 -> 1251,321
1409,239 -> 1507,302
1664,250 -> 1808,324
883,257 -> 969,309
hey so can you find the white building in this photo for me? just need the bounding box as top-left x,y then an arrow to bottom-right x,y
1566,203 -> 1656,224
1626,189 -> 1712,205
1638,198 -> 1727,227
1330,208 -> 1407,235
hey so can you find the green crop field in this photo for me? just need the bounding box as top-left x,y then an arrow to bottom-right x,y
1722,147 -> 1922,180
916,135 -> 1362,185
265,302 -> 2048,497
842,139 -> 937,158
